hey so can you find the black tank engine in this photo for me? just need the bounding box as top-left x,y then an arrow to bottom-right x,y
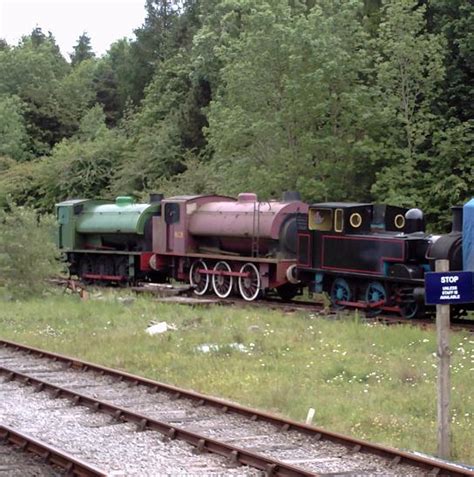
296,202 -> 465,318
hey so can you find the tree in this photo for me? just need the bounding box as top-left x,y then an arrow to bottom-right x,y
427,0 -> 473,123
202,0 -> 376,201
57,59 -> 97,136
0,95 -> 31,161
0,203 -> 60,298
93,60 -> 122,126
0,35 -> 69,155
30,26 -> 47,47
39,106 -> 128,203
425,122 -> 474,229
128,0 -> 183,103
371,0 -> 446,209
109,1 -> 208,194
362,0 -> 383,35
105,39 -> 136,111
70,33 -> 95,66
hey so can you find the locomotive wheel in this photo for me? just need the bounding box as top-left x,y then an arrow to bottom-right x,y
78,256 -> 93,283
238,263 -> 261,301
97,256 -> 109,280
397,287 -> 419,319
400,300 -> 419,319
365,281 -> 387,316
330,278 -> 351,309
115,257 -> 130,285
212,261 -> 233,298
276,283 -> 298,302
189,260 -> 209,296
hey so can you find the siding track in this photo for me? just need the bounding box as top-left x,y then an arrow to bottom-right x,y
50,278 -> 474,332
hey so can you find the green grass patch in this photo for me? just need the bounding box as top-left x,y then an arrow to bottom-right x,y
1,289 -> 473,464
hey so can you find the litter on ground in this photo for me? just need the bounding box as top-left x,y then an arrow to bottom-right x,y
145,321 -> 178,335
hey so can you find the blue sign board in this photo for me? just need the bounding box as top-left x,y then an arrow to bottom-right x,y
425,271 -> 474,305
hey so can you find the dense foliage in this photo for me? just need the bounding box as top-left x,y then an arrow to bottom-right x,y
0,0 -> 472,229
0,204 -> 60,297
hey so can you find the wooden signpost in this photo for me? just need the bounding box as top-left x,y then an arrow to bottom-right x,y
435,259 -> 450,460
425,263 -> 474,460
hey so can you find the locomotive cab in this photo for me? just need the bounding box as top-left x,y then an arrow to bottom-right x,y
308,203 -> 372,235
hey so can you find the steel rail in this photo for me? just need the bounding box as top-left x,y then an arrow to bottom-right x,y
1,339 -> 473,476
217,296 -> 474,332
0,424 -> 107,476
369,315 -> 474,333
0,364 -> 314,477
49,277 -> 474,332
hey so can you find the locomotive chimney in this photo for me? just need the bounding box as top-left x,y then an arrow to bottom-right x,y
405,208 -> 425,233
451,206 -> 463,234
149,192 -> 164,204
282,191 -> 301,202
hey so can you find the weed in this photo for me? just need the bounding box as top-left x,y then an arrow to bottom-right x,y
0,290 -> 472,464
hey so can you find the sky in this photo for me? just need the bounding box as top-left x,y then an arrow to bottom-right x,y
0,0 -> 147,59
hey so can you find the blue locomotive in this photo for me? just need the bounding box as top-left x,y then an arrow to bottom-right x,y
296,199 -> 474,318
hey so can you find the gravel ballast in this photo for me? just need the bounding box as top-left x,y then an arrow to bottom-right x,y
0,347 -> 426,475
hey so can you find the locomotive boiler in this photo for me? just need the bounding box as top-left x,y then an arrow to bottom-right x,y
187,192 -> 301,257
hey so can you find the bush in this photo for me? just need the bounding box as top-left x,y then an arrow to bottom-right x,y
0,204 -> 61,298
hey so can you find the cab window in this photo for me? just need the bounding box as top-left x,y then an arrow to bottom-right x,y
334,209 -> 344,232
308,208 -> 333,231
165,203 -> 180,224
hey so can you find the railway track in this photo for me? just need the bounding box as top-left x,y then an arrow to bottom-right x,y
0,424 -> 106,476
231,296 -> 474,332
267,298 -> 474,332
1,339 -> 472,476
51,277 -> 474,333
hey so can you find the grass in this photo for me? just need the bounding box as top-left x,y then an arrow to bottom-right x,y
0,288 -> 473,464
